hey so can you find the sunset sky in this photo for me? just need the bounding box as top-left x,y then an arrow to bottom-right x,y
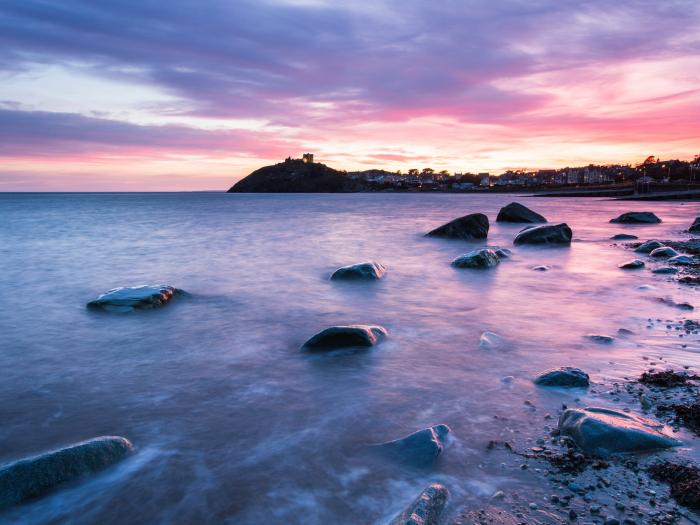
1,0 -> 699,191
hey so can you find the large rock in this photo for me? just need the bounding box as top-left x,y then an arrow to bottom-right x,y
558,407 -> 680,455
377,425 -> 451,466
426,213 -> 489,240
689,217 -> 700,234
330,262 -> 386,280
389,483 -> 449,525
513,223 -> 572,245
0,436 -> 133,509
610,212 -> 661,224
650,247 -> 679,258
87,285 -> 184,312
618,259 -> 645,270
451,249 -> 499,269
496,202 -> 546,223
302,325 -> 387,351
535,367 -> 590,387
635,240 -> 665,253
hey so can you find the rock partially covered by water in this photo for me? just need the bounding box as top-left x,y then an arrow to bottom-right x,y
0,436 -> 133,509
652,267 -> 679,274
611,233 -> 639,240
635,240 -> 665,253
669,255 -> 695,266
451,249 -> 499,269
479,331 -> 503,349
513,223 -> 572,245
618,259 -> 645,270
330,261 -> 386,280
689,217 -> 700,234
87,285 -> 184,312
558,407 -> 680,455
494,247 -> 511,259
610,212 -> 661,224
496,202 -> 546,223
389,483 -> 449,525
426,213 -> 489,240
302,325 -> 387,351
650,247 -> 679,258
377,425 -> 450,466
535,367 -> 590,387
586,334 -> 614,344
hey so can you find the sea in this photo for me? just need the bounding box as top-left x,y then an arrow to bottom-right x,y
0,192 -> 699,524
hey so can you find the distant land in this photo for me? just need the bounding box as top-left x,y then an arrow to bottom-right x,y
228,154 -> 700,197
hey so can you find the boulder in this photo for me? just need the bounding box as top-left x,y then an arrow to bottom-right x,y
635,240 -> 665,254
610,212 -> 661,224
330,261 -> 386,280
451,249 -> 499,269
558,407 -> 681,455
586,334 -> 614,344
513,223 -> 572,245
535,367 -> 590,387
669,255 -> 695,266
496,202 -> 546,223
650,247 -> 679,258
652,267 -> 679,274
0,436 -> 133,509
302,325 -> 387,351
426,213 -> 489,240
377,425 -> 451,466
689,217 -> 700,234
87,285 -> 184,312
611,234 -> 639,240
389,483 -> 449,525
618,259 -> 645,270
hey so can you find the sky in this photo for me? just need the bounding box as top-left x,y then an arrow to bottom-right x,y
1,0 -> 699,191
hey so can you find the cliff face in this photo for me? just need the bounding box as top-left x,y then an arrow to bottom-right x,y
227,160 -> 364,193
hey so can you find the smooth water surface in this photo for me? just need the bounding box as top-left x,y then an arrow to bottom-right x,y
0,193 -> 699,524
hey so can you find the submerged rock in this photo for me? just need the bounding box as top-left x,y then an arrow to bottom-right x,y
302,325 -> 387,351
610,212 -> 661,224
585,334 -> 614,344
376,425 -> 451,466
479,331 -> 503,349
513,223 -> 572,245
652,267 -> 679,274
689,217 -> 700,234
496,202 -> 546,223
389,483 -> 449,525
0,436 -> 133,509
426,213 -> 489,240
535,367 -> 590,387
618,259 -> 645,270
650,246 -> 679,258
451,249 -> 499,269
611,233 -> 639,240
87,285 -> 184,312
330,261 -> 386,280
655,297 -> 694,311
635,240 -> 665,253
669,254 -> 694,266
558,407 -> 680,455
532,265 -> 551,271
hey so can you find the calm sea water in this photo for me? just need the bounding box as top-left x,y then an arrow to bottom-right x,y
0,192 -> 699,524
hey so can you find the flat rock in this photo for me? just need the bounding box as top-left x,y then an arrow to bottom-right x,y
669,255 -> 694,265
650,247 -> 679,258
513,223 -> 572,245
496,202 -> 546,223
377,425 -> 451,466
87,285 -> 184,312
389,483 -> 449,525
426,213 -> 489,240
586,334 -> 614,344
618,259 -> 645,270
535,367 -> 590,387
635,240 -> 665,253
652,267 -> 679,274
452,249 -> 499,269
558,407 -> 681,455
330,261 -> 386,280
610,212 -> 661,224
0,436 -> 133,509
611,234 -> 639,240
689,217 -> 700,233
302,325 -> 387,351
